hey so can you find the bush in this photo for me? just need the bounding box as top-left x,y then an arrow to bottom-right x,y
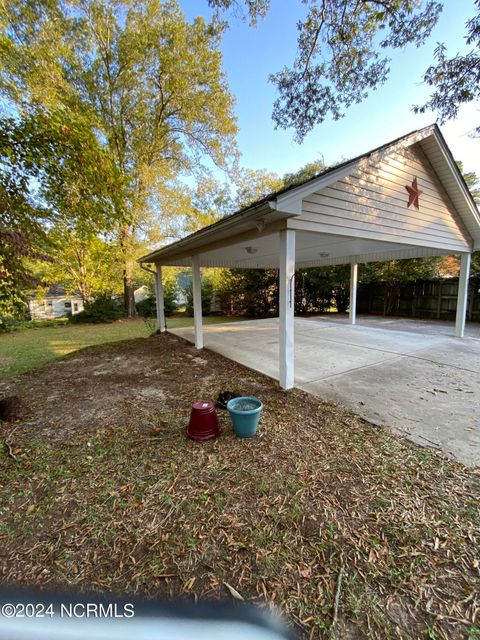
216,269 -> 278,318
0,315 -> 24,333
215,266 -> 351,318
136,296 -> 156,318
0,317 -> 70,332
71,294 -> 122,323
136,279 -> 178,317
183,276 -> 214,317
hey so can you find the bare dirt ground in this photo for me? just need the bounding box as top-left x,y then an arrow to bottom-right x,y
0,333 -> 479,639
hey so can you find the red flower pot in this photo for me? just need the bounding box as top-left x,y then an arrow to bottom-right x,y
187,400 -> 220,441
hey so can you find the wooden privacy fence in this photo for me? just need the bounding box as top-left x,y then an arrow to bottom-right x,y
357,277 -> 480,322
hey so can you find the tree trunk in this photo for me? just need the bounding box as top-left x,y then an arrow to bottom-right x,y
383,284 -> 399,316
123,257 -> 136,317
119,225 -> 137,318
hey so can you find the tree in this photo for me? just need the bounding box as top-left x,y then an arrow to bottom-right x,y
33,226 -> 122,304
234,167 -> 283,208
217,268 -> 279,317
0,110 -> 122,323
183,176 -> 234,234
283,158 -> 326,188
362,258 -> 438,315
0,191 -> 46,325
0,0 -> 238,316
0,116 -> 49,324
209,0 -> 442,141
415,2 -> 480,133
457,161 -> 480,204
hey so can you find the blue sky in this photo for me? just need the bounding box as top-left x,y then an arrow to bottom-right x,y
184,0 -> 480,177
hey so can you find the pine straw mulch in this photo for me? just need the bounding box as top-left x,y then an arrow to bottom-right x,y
0,332 -> 479,639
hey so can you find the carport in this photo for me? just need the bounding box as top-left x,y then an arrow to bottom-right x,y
139,124 -> 480,390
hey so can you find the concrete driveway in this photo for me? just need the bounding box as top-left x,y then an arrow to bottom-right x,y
171,316 -> 480,467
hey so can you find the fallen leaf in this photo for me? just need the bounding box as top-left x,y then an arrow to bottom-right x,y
224,581 -> 244,601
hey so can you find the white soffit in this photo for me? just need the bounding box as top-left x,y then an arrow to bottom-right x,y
157,230 -> 452,269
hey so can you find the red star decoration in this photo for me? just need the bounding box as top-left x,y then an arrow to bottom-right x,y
405,177 -> 422,209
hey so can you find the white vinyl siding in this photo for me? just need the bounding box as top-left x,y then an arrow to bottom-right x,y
297,143 -> 472,253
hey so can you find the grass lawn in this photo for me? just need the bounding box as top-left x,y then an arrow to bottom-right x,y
0,315 -> 243,380
0,333 -> 478,639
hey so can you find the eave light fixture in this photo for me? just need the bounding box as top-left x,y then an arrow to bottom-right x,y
319,252 -> 330,258
245,246 -> 258,255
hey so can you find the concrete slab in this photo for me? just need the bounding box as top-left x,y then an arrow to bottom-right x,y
171,316 -> 480,467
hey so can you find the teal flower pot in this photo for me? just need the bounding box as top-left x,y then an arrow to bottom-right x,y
227,396 -> 263,438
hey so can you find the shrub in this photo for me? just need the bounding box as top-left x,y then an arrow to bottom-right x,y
164,279 -> 179,315
136,296 -> 156,318
216,266 -> 351,318
136,279 -> 178,317
0,317 -> 70,332
183,276 -> 214,317
71,294 -> 122,323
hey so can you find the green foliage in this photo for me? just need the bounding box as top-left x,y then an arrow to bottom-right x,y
416,3 -> 480,132
294,269 -> 332,315
234,168 -> 283,208
274,0 -> 442,140
0,312 -> 27,334
163,279 -> 179,316
0,0 -> 238,316
136,280 -> 178,317
71,295 -> 122,324
0,108 -> 122,323
0,118 -> 49,325
471,253 -> 480,277
362,258 -> 438,315
283,159 -> 326,188
216,269 -> 278,317
210,1 -> 480,141
32,225 -> 123,304
0,317 -> 70,334
207,0 -> 270,26
456,161 -> 480,276
295,266 -> 350,314
183,275 -> 215,317
215,265 -> 351,319
135,297 -> 157,318
457,161 -> 480,204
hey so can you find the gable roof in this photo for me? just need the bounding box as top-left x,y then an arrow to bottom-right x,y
140,124 -> 480,264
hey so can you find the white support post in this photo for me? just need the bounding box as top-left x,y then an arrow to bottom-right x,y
455,252 -> 471,338
349,262 -> 358,325
155,265 -> 166,333
279,229 -> 296,390
192,255 -> 203,349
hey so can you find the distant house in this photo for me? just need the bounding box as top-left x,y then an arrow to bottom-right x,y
176,272 -> 191,306
29,286 -> 84,320
134,285 -> 150,304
